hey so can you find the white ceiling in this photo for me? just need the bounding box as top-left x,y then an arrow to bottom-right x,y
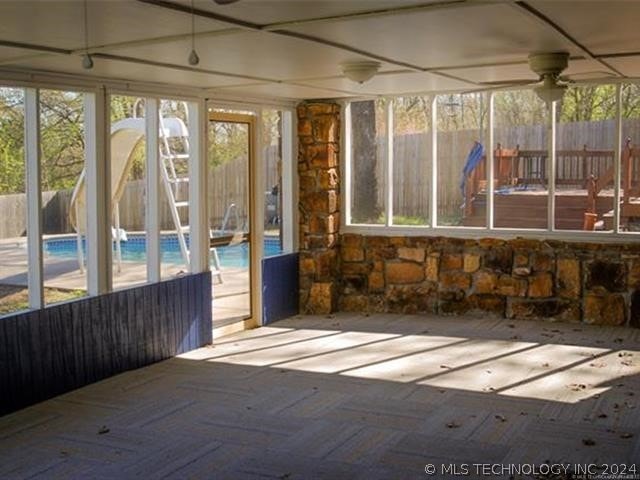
0,0 -> 639,101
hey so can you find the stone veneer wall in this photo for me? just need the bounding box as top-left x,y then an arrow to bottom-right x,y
296,100 -> 640,326
298,101 -> 341,314
339,234 -> 640,327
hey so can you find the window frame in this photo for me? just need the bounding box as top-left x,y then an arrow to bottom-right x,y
342,83 -> 640,243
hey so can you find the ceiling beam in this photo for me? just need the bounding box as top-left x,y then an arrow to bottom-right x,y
511,1 -> 625,77
135,0 -> 480,86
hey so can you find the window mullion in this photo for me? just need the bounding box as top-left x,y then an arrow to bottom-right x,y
614,84 -> 622,233
547,101 -> 557,232
430,95 -> 438,228
385,99 -> 394,226
24,88 -> 43,309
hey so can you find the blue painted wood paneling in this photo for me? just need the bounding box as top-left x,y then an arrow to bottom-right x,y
262,253 -> 299,325
0,272 -> 212,416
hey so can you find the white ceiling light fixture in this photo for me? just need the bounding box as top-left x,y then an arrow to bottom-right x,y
529,52 -> 569,103
341,60 -> 381,84
188,0 -> 200,66
81,0 -> 93,69
477,51 -> 579,103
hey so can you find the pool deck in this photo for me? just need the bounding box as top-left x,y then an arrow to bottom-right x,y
0,236 -> 250,326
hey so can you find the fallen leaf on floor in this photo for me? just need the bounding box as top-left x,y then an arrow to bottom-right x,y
542,362 -> 550,368
483,386 -> 496,392
568,383 -> 587,391
495,414 -> 507,422
618,352 -> 633,357
440,364 -> 452,369
582,438 -> 596,446
597,413 -> 608,419
446,421 -> 461,429
613,337 -> 624,343
507,324 -> 515,328
621,360 -> 633,366
98,426 -> 110,435
620,432 -> 634,439
486,370 -> 492,374
519,411 -> 528,416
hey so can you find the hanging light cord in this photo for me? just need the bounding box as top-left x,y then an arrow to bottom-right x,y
83,0 -> 89,53
191,0 -> 195,52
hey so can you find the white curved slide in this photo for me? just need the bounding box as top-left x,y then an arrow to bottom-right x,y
69,118 -> 146,270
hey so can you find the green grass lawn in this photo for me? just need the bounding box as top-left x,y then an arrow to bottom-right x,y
0,285 -> 85,315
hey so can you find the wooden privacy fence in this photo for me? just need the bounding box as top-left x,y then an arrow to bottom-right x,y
0,146 -> 281,239
374,118 -> 640,219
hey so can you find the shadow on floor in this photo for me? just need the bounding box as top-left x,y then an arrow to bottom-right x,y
0,313 -> 638,479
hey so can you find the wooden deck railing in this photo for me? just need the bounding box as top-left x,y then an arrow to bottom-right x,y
464,140 -> 640,227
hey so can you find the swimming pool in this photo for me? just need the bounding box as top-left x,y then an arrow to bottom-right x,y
44,234 -> 282,269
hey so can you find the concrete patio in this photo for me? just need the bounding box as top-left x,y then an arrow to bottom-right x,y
1,313 -> 638,479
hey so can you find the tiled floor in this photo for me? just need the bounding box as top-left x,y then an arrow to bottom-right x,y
1,313 -> 639,479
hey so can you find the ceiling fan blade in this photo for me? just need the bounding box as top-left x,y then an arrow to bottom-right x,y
213,0 -> 240,4
561,70 -> 617,81
477,78 -> 537,86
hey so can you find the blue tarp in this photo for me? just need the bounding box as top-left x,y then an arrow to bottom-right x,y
460,141 -> 485,196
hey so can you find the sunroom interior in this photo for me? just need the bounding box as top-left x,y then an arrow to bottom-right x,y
1,0 -> 639,476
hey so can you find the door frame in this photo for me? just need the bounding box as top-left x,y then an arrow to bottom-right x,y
208,111 -> 262,334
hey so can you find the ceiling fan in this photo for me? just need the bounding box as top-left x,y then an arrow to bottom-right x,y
477,51 -> 614,103
213,0 -> 239,4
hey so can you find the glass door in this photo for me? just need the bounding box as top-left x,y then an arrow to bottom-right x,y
208,112 -> 255,329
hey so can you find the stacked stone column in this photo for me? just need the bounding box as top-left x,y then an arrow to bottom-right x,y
297,102 -> 340,314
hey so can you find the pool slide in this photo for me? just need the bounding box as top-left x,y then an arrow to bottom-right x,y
69,118 -> 147,272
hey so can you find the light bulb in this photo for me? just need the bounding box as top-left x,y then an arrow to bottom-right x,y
188,49 -> 199,66
82,53 -> 93,70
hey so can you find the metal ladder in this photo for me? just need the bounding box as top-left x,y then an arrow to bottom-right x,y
158,102 -> 223,283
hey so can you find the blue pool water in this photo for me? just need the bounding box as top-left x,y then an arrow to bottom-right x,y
44,234 -> 282,268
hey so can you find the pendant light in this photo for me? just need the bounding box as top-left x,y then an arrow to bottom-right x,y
188,0 -> 200,65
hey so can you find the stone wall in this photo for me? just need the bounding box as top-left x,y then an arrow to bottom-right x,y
338,234 -> 640,327
297,102 -> 341,314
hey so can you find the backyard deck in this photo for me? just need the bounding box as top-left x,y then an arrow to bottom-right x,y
0,313 -> 638,478
462,143 -> 640,230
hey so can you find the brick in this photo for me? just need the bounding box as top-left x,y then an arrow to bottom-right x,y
439,271 -> 471,291
513,251 -> 529,268
339,294 -> 368,312
528,273 -> 553,298
507,298 -> 580,322
441,253 -> 463,271
557,257 -> 580,298
398,247 -> 425,263
425,254 -> 440,282
298,118 -> 312,137
484,247 -> 513,273
299,257 -> 315,276
368,272 -> 385,292
584,293 -> 626,326
496,275 -> 527,297
342,246 -> 364,262
341,234 -> 363,247
312,115 -> 338,144
473,270 -> 498,294
386,284 -> 437,314
306,282 -> 334,314
386,262 -> 425,284
629,258 -> 640,287
319,168 -> 339,189
463,253 -> 481,273
531,251 -> 554,272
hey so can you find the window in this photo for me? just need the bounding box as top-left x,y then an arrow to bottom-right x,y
393,97 -> 430,226
493,90 -> 548,229
0,87 -> 27,315
555,85 -> 616,232
437,93 -> 487,227
345,82 -> 640,240
348,99 -> 387,225
621,84 -> 640,234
